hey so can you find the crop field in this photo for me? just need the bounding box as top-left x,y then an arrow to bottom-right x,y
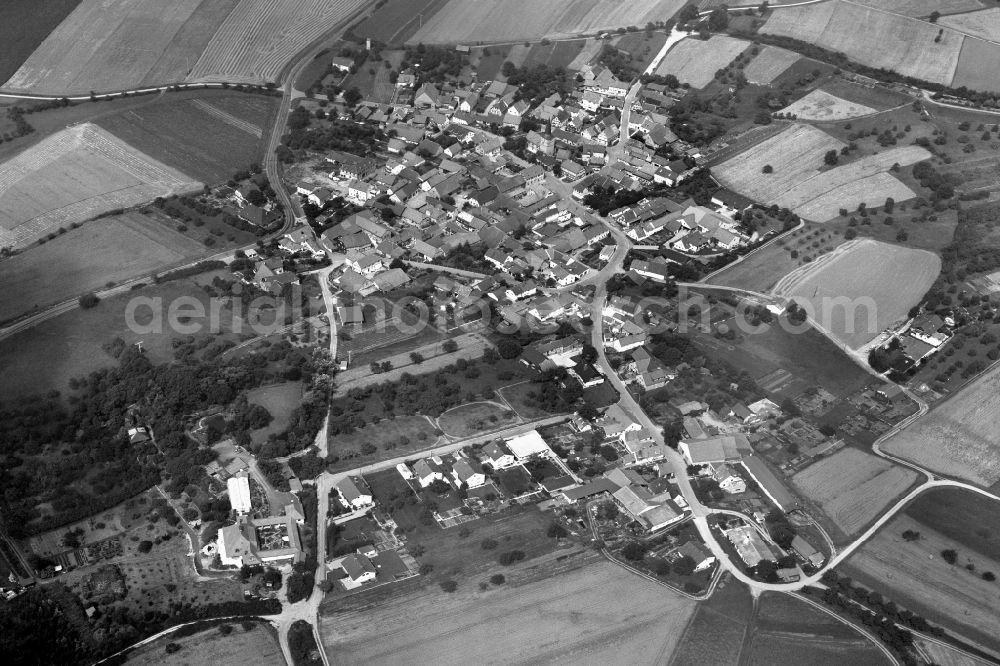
187,0 -> 370,84
0,123 -> 201,250
952,36 -> 1000,92
653,36 -> 749,89
96,94 -> 277,183
769,146 -> 930,221
407,0 -> 687,44
781,89 -> 876,121
669,577 -> 752,666
883,366 -> 1000,487
916,639 -> 994,666
125,622 -> 282,666
841,512 -> 1000,653
743,45 -> 801,85
761,0 -> 965,86
3,0 -> 240,94
791,447 -> 919,536
523,39 -> 587,70
940,8 -> 1000,42
352,0 -> 449,45
322,559 -> 696,665
436,401 -> 519,437
714,124 -> 845,204
0,211 -> 208,322
772,239 -> 940,349
0,0 -> 82,85
851,0 -> 987,17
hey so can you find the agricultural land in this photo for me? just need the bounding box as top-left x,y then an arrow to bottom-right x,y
654,36 -> 749,89
841,493 -> 1000,655
780,89 -> 876,122
321,559 -> 696,665
742,45 -> 801,85
95,95 -> 278,183
939,7 -> 1000,42
850,0 -> 988,18
882,364 -> 1000,488
123,621 -> 283,666
0,123 -> 201,250
0,0 -> 83,85
790,447 -> 919,537
407,0 -> 687,44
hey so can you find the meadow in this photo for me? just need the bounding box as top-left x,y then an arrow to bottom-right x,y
408,0 -> 687,44
780,89 -> 876,122
771,239 -> 940,349
436,401 -> 519,438
96,94 -> 277,183
653,36 -> 749,89
0,211 -> 208,322
742,45 -> 801,85
0,124 -> 201,250
246,381 -> 304,445
322,559 -> 695,665
790,447 -> 919,537
124,622 -> 283,666
882,365 -> 1000,488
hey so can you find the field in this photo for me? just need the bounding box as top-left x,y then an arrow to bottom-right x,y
124,622 -> 283,666
882,365 -> 1000,487
3,0 -> 240,94
567,38 -> 604,71
790,447 -> 919,536
781,89 -> 876,121
352,0 -> 449,45
713,124 -> 844,204
407,0 -> 688,44
669,576 -> 752,666
187,0 -> 371,84
851,0 -> 987,18
0,0 -> 82,84
328,415 -> 441,468
940,8 -> 1000,42
523,39 -> 587,71
841,511 -> 1000,654
743,45 -> 801,85
952,36 -> 1000,92
771,239 -> 941,349
436,401 -> 519,438
96,94 -> 277,184
653,36 -> 749,89
761,0 -> 966,86
0,124 -> 201,250
321,559 -> 696,665
0,211 -> 208,321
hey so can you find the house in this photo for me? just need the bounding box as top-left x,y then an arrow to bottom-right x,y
599,403 -> 642,438
336,476 -> 374,510
412,457 -> 447,487
612,485 -> 683,531
712,464 -> 747,494
676,541 -> 716,572
505,430 -> 551,460
791,535 -> 825,568
451,458 -> 486,488
335,553 -> 377,589
308,188 -> 333,207
678,434 -> 749,466
218,514 -> 303,567
725,524 -> 773,567
630,258 -> 671,283
330,56 -> 354,73
481,442 -> 516,469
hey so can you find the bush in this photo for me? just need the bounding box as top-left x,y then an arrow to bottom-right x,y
419,563 -> 434,575
941,549 -> 958,565
78,292 -> 100,309
489,573 -> 506,585
621,541 -> 646,562
165,643 -> 181,654
137,540 -> 153,553
547,523 -> 568,538
481,538 -> 499,550
983,571 -> 996,582
498,550 -> 526,566
440,580 -> 458,592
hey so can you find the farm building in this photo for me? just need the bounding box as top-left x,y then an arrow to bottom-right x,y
678,434 -> 750,465
791,535 -> 825,568
676,541 -> 716,572
725,524 -> 774,567
227,473 -> 252,514
218,514 -> 303,567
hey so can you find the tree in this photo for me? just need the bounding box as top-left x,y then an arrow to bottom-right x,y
498,550 -> 526,565
678,3 -> 700,23
501,60 -> 517,78
137,540 -> 153,553
901,529 -> 921,542
409,352 -> 424,364
983,571 -> 996,582
497,338 -> 522,359
708,7 -> 729,31
481,538 -> 499,550
443,339 -> 458,353
941,549 -> 958,564
673,554 -> 696,576
490,573 -> 505,585
439,580 -> 458,592
78,292 -> 100,309
547,523 -> 568,538
580,343 -> 598,364
762,164 -> 773,174
823,149 -> 839,166
246,189 -> 267,207
343,87 -> 362,107
929,10 -> 940,23
621,541 -> 647,561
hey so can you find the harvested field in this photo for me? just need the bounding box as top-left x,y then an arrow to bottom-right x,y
772,239 -> 940,348
0,0 -> 82,85
841,512 -> 1000,654
408,0 -> 687,44
713,124 -> 845,204
186,0 -> 371,84
771,146 -> 930,221
781,89 -> 876,121
883,366 -> 1000,487
321,559 -> 696,665
0,211 -> 208,321
747,632 -> 889,666
850,0 -> 986,17
743,45 -> 801,85
669,576 -> 752,666
952,37 -> 1000,93
352,0 -> 448,45
124,622 -> 282,666
0,124 -> 201,250
3,0 -> 240,94
790,447 -> 918,535
653,36 -> 749,89
96,94 -> 277,183
940,8 -> 1000,42
761,0 -> 965,86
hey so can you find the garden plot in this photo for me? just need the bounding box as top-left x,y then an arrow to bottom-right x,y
883,365 -> 1000,487
713,124 -> 845,204
0,123 -> 201,250
790,447 -> 918,536
653,36 -> 749,89
761,0 -> 965,86
772,239 -> 940,349
781,89 -> 876,121
743,45 -> 801,85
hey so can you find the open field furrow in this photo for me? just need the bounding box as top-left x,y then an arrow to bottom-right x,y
189,99 -> 262,137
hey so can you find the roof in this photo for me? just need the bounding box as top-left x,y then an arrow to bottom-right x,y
336,476 -> 371,503
341,553 -> 377,580
505,430 -> 550,458
681,434 -> 748,464
562,478 -> 620,502
740,456 -> 797,510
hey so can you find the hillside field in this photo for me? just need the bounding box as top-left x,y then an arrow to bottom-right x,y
0,124 -> 201,250
408,0 -> 687,44
95,94 -> 277,183
882,365 -> 1000,488
653,36 -> 749,89
743,45 -> 801,85
0,212 -> 211,322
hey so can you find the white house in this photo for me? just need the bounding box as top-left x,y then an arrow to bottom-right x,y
412,457 -> 447,487
481,442 -> 516,469
505,430 -> 551,460
336,476 -> 373,510
712,464 -> 747,494
451,459 -> 486,489
335,553 -> 377,589
227,473 -> 252,514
